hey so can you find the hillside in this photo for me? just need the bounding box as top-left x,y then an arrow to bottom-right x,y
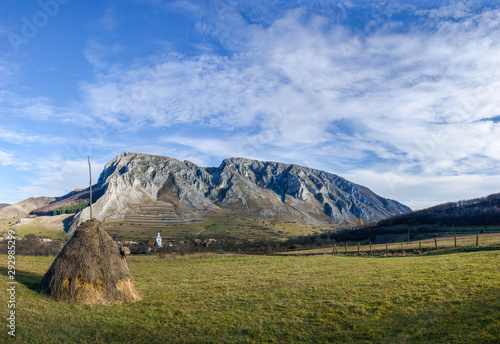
0,197 -> 55,219
379,193 -> 500,227
29,187 -> 105,216
0,188 -> 106,220
67,152 -> 410,238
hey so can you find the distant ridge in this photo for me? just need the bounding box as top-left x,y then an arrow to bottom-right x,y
378,193 -> 500,227
0,197 -> 55,219
30,187 -> 105,216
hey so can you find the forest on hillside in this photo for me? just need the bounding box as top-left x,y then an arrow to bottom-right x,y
378,193 -> 500,227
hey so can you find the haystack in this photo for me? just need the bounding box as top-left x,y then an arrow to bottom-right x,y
39,219 -> 141,305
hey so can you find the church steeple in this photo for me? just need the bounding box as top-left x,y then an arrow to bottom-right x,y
156,232 -> 162,247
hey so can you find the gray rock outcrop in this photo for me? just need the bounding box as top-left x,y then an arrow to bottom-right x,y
68,152 -> 411,234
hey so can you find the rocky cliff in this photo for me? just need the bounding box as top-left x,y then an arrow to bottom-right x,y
68,152 -> 411,234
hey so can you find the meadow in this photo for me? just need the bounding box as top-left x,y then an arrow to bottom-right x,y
1,249 -> 499,343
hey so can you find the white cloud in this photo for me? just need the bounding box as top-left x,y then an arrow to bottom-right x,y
74,2 -> 500,206
0,149 -> 31,169
0,149 -> 16,166
343,169 -> 500,210
16,156 -> 106,200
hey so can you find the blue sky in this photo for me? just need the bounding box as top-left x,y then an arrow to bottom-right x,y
1,0 -> 500,210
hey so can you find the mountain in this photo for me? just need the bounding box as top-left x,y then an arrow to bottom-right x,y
378,193 -> 500,227
0,203 -> 10,210
0,197 -> 56,219
68,152 -> 410,237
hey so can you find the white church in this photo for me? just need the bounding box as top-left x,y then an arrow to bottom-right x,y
156,232 -> 162,247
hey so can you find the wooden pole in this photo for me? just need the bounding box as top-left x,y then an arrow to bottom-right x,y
385,242 -> 388,256
401,242 -> 404,254
419,240 -> 422,253
88,156 -> 93,219
476,232 -> 479,246
369,241 -> 372,255
345,242 -> 348,256
434,237 -> 438,250
454,234 -> 457,248
357,242 -> 360,255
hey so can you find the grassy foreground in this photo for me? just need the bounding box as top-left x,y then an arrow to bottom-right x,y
1,251 -> 499,343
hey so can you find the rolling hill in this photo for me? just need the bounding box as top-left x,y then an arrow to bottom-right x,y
0,197 -> 55,219
378,193 -> 500,227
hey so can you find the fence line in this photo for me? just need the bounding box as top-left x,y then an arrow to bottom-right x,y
275,232 -> 500,257
330,232 -> 500,257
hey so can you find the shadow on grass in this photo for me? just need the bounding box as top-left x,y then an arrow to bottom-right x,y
422,244 -> 500,256
0,266 -> 44,291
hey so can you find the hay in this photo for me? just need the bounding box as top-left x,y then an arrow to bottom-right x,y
39,219 -> 141,305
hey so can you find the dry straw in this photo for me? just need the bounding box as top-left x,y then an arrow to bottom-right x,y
39,219 -> 141,305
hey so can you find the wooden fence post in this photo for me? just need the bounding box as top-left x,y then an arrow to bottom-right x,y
454,234 -> 457,248
369,241 -> 372,255
357,242 -> 360,255
434,237 -> 438,250
419,240 -> 422,253
385,243 -> 388,256
345,242 -> 348,256
333,244 -> 336,255
401,242 -> 404,254
476,232 -> 479,246
88,156 -> 93,220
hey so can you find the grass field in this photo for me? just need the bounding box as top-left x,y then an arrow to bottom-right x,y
1,249 -> 499,343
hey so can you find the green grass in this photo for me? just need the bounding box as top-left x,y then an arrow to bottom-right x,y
1,250 -> 499,343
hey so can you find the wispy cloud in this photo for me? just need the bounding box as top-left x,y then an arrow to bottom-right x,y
81,4 -> 500,187
0,149 -> 30,169
0,60 -> 19,87
4,1 -> 499,207
83,39 -> 123,70
15,156 -> 105,200
0,125 -> 67,145
2,94 -> 97,127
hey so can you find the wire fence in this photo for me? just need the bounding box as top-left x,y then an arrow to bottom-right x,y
277,232 -> 500,257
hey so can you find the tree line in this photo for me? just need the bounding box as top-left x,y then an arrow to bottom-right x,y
52,201 -> 89,215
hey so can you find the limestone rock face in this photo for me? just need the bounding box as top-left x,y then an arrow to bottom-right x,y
69,152 -> 411,233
